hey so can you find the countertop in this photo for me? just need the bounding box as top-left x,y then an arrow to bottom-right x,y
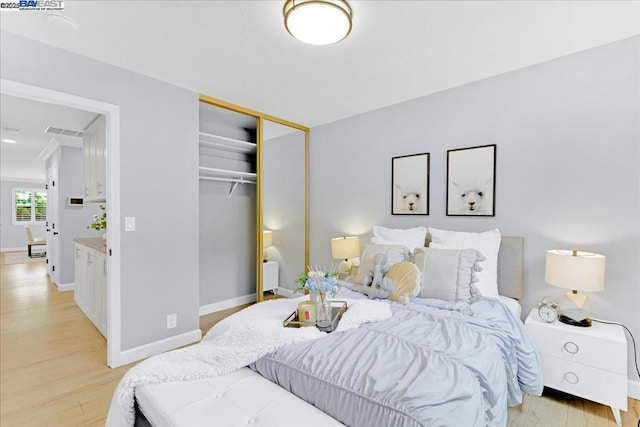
74,237 -> 107,254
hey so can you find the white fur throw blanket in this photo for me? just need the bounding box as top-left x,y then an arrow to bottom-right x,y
106,298 -> 392,427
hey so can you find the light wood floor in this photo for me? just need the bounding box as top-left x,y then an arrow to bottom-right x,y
1,253 -> 638,426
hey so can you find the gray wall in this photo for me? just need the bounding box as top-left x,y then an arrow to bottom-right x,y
199,182 -> 255,305
309,36 -> 640,382
1,31 -> 200,350
0,180 -> 46,250
54,146 -> 102,285
263,129 -> 306,290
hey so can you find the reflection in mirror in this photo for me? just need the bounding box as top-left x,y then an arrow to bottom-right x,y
262,120 -> 306,293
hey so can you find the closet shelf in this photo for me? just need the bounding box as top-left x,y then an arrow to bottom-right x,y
199,132 -> 256,154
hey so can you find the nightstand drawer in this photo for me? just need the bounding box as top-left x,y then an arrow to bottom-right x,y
526,322 -> 626,374
540,354 -> 628,409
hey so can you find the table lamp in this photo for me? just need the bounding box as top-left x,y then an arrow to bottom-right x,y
331,236 -> 360,273
545,249 -> 605,327
263,230 -> 273,262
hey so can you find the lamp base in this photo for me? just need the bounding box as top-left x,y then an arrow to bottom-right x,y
558,291 -> 593,327
337,259 -> 352,274
559,314 -> 592,327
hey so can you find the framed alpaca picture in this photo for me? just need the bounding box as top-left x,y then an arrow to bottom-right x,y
392,153 -> 429,215
446,144 -> 496,216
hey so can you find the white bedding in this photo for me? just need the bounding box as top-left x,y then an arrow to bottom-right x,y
497,295 -> 522,318
337,283 -> 523,318
129,295 -> 522,427
139,311 -> 534,427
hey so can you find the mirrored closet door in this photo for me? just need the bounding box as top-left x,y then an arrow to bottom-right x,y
199,95 -> 308,304
261,119 -> 308,298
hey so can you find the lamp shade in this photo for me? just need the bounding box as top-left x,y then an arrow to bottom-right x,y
263,230 -> 273,249
545,250 -> 605,292
331,236 -> 360,260
283,0 -> 352,46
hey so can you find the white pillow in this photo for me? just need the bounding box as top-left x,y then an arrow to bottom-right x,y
355,244 -> 410,285
370,225 -> 427,252
428,228 -> 501,297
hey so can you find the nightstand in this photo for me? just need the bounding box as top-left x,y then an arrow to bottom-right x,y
263,261 -> 278,293
525,309 -> 628,426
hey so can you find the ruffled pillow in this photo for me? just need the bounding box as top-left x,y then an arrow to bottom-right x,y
414,247 -> 484,303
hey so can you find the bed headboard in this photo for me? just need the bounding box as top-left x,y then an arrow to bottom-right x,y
424,235 -> 524,300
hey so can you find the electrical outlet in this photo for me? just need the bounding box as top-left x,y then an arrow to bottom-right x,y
166,313 -> 177,329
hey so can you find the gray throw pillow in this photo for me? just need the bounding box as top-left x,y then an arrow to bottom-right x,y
413,247 -> 484,303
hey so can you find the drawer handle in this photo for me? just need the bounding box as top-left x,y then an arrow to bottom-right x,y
563,371 -> 579,385
563,341 -> 579,354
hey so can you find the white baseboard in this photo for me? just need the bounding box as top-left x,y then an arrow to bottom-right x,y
629,379 -> 640,400
1,247 -> 24,253
275,287 -> 298,298
56,282 -> 75,292
110,329 -> 202,368
199,294 -> 256,316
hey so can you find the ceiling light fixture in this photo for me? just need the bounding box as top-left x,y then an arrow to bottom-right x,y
2,139 -> 17,144
283,0 -> 352,46
45,13 -> 78,30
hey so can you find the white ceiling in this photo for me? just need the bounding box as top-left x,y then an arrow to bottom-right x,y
1,1 -> 638,127
0,94 -> 95,182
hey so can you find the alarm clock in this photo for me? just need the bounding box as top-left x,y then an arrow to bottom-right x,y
537,297 -> 559,323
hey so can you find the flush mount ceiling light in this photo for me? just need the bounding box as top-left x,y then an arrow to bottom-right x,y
2,139 -> 17,144
45,13 -> 78,30
283,0 -> 352,46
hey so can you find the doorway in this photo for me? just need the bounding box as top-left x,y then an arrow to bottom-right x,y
1,78 -> 121,367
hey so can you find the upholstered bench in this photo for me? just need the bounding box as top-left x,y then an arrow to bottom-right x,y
135,367 -> 343,426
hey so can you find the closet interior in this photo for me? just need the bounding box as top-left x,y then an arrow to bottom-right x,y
198,95 -> 309,307
199,100 -> 257,307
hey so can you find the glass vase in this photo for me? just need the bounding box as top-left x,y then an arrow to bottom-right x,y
315,290 -> 332,328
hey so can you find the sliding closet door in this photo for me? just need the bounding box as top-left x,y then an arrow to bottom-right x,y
262,120 -> 307,294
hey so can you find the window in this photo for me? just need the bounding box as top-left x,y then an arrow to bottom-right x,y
12,188 -> 47,224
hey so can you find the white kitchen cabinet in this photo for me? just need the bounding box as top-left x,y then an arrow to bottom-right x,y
83,114 -> 106,202
74,242 -> 107,338
74,243 -> 87,310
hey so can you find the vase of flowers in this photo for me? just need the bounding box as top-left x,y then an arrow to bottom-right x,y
296,268 -> 340,328
88,205 -> 107,239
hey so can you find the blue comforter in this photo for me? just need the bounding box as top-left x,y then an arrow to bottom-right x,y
250,297 -> 542,427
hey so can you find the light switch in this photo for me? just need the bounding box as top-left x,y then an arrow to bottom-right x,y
125,217 -> 136,231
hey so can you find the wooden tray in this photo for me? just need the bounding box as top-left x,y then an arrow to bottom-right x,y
283,300 -> 348,333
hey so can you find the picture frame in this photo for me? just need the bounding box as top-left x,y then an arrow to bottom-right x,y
446,144 -> 496,216
392,152 -> 430,215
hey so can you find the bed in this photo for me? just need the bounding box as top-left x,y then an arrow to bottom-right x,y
109,235 -> 542,427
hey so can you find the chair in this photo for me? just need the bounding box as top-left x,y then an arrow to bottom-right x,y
24,226 -> 46,258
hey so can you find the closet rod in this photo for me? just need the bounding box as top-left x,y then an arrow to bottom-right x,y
199,176 -> 256,197
199,176 -> 256,185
